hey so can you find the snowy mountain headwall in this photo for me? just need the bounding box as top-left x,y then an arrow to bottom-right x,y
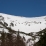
0,13 -> 46,33
0,13 -> 46,46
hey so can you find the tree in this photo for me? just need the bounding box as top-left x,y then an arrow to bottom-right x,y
34,28 -> 46,46
15,31 -> 26,46
1,31 -> 6,46
7,33 -> 13,46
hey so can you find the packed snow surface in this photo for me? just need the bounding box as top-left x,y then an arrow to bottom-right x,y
0,13 -> 46,33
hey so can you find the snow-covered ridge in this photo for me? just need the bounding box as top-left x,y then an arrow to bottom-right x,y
0,13 -> 46,33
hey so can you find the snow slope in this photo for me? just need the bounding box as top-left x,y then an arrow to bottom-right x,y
0,13 -> 46,33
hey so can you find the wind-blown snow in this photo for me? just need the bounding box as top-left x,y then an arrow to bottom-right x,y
0,13 -> 46,33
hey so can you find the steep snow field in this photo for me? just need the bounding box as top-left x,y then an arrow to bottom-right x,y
0,13 -> 46,33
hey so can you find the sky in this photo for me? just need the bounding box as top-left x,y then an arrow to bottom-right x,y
0,0 -> 46,17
